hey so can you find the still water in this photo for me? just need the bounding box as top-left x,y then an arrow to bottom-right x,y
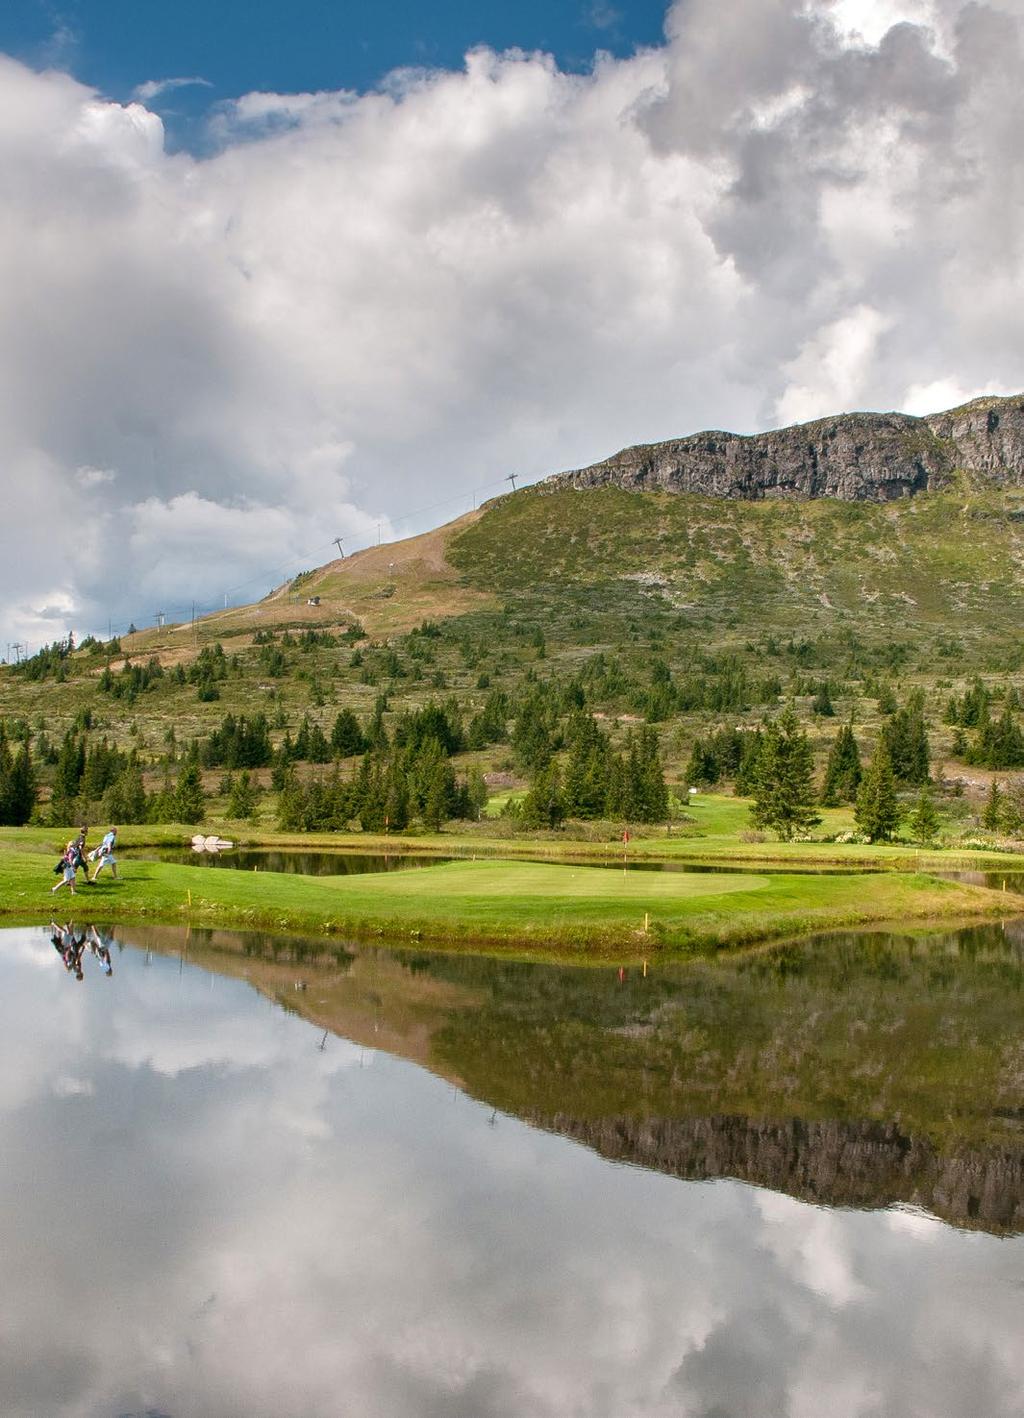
138,846 -> 882,876
2,921 -> 1023,1417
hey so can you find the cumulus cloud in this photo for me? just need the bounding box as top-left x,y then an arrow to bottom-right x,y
3,0 -> 1024,644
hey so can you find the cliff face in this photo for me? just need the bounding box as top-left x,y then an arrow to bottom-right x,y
550,395 -> 1024,503
540,1112 -> 1024,1234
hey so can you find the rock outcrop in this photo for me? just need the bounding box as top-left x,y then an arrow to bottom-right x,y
549,395 -> 1024,503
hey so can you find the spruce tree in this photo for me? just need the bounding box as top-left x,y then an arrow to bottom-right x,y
908,788 -> 940,846
330,708 -> 366,758
750,708 -> 821,841
982,779 -> 1004,832
174,759 -> 206,824
880,698 -> 930,785
811,683 -> 835,717
820,723 -> 862,806
228,770 -> 260,821
520,760 -> 565,830
104,766 -> 147,825
855,743 -> 901,842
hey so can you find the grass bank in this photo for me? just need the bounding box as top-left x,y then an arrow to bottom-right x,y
0,838 -> 1013,958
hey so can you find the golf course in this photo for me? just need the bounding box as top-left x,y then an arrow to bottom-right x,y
3,816 -> 1017,957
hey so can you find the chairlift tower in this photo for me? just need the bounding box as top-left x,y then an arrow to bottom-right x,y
333,537 -> 345,559
506,474 -> 518,492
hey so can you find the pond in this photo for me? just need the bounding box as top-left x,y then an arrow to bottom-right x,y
134,845 -> 885,877
140,847 -> 460,875
2,920 -> 1023,1416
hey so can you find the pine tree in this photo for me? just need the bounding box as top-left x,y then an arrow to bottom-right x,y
908,788 -> 940,846
750,708 -> 821,841
880,699 -> 930,785
228,770 -> 260,821
0,737 -> 35,826
103,766 -> 147,825
563,713 -> 611,818
685,737 -> 720,789
174,759 -> 206,824
811,683 -> 835,716
330,708 -> 366,757
820,723 -> 862,806
735,730 -> 764,796
982,779 -> 1004,832
520,760 -> 565,830
855,743 -> 901,842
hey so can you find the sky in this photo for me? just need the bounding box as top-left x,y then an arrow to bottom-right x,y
2,0 -> 1024,649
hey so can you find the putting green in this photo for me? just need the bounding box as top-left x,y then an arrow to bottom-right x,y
372,859 -> 769,899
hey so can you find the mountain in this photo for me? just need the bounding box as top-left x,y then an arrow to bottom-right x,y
548,394 -> 1024,502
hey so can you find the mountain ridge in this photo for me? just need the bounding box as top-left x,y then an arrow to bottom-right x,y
546,393 -> 1024,503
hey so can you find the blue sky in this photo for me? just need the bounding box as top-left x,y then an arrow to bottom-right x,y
1,0 -> 669,146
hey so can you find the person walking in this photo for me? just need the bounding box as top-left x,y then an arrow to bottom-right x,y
51,841 -> 78,896
89,827 -> 118,882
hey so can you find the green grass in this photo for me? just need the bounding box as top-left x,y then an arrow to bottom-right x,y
1,834 -> 1011,956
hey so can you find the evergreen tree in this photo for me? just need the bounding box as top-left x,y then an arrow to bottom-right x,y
855,743 -> 901,842
685,737 -> 720,789
734,730 -> 764,796
876,684 -> 898,715
511,687 -> 555,773
0,734 -> 36,826
749,708 -> 821,841
820,723 -> 862,806
908,788 -> 940,846
562,712 -> 612,817
811,683 -> 835,716
982,779 -> 1004,832
174,759 -> 206,824
880,698 -> 930,785
627,726 -> 668,822
50,731 -> 85,820
276,768 -> 305,831
520,760 -> 565,829
969,706 -> 1024,770
228,770 -> 260,821
330,708 -> 366,757
103,765 -> 147,824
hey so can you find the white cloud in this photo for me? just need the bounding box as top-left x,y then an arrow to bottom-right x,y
132,75 -> 212,103
2,1 -> 1024,644
75,465 -> 117,487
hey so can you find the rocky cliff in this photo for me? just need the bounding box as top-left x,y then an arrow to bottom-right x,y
549,394 -> 1024,503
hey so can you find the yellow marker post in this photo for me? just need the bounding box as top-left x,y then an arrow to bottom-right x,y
187,889 -> 192,907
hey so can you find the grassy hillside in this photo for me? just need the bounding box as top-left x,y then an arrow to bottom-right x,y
7,477 -> 1024,846
450,480 -> 1024,660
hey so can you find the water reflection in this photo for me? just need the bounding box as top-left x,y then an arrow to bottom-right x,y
135,848 -> 458,875
48,922 -> 114,980
1,923 -> 1023,1417
137,846 -> 883,877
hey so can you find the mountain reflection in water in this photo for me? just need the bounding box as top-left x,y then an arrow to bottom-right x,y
130,916 -> 1024,1234
1,921 -> 1023,1418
